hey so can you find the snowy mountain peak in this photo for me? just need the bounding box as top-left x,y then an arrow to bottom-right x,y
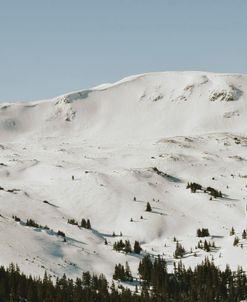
0,71 -> 246,142
0,71 -> 247,280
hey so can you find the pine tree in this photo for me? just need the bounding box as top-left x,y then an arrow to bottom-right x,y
57,230 -> 65,237
113,264 -> 125,281
86,219 -> 91,229
124,240 -> 132,253
68,218 -> 78,225
230,227 -> 235,236
12,215 -> 21,222
187,182 -> 202,193
197,228 -> 202,237
26,219 -> 39,228
174,242 -> 186,258
146,202 -> 152,212
138,255 -> 153,284
242,229 -> 247,239
125,262 -> 133,281
82,271 -> 91,287
203,240 -> 210,252
80,218 -> 87,228
113,240 -> 125,252
233,236 -> 239,246
197,228 -> 210,237
134,241 -> 142,254
197,240 -> 203,249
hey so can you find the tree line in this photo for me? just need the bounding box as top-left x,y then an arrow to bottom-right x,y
1,257 -> 247,301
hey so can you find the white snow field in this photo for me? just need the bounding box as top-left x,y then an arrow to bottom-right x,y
0,71 -> 247,281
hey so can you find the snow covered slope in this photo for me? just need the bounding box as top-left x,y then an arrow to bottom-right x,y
0,71 -> 247,281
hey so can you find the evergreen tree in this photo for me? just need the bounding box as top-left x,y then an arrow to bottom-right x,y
174,242 -> 186,258
187,182 -> 202,193
86,219 -> 91,229
197,228 -> 210,237
138,255 -> 153,284
57,230 -> 65,237
125,262 -> 133,281
12,215 -> 21,222
26,219 -> 39,228
113,240 -> 125,252
80,218 -> 87,228
134,241 -> 142,254
124,240 -> 132,253
68,218 -> 78,225
82,271 -> 91,287
146,202 -> 152,212
230,226 -> 235,236
233,236 -> 239,246
203,240 -> 210,252
113,264 -> 126,281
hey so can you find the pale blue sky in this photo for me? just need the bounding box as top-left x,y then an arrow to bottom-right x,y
0,0 -> 246,101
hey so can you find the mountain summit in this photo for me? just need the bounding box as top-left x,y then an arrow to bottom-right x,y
0,71 -> 247,280
1,71 -> 246,142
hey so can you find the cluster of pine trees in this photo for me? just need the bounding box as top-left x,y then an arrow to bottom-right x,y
67,218 -> 78,226
197,239 -> 215,252
0,263 -> 111,302
67,218 -> 91,229
12,215 -> 20,222
26,219 -> 50,230
1,258 -> 247,301
196,228 -> 210,237
80,218 -> 91,229
186,182 -> 222,198
12,215 -> 68,240
113,262 -> 133,282
113,240 -> 131,253
186,182 -> 202,193
229,227 -> 247,247
206,186 -> 222,198
12,216 -> 50,230
173,242 -> 186,258
137,256 -> 247,302
113,240 -> 142,254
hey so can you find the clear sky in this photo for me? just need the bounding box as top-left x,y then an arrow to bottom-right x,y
0,0 -> 246,102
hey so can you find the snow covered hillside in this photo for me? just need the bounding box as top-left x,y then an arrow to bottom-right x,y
0,71 -> 247,281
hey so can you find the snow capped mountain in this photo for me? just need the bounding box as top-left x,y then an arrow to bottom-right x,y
0,71 -> 247,281
1,71 -> 247,142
